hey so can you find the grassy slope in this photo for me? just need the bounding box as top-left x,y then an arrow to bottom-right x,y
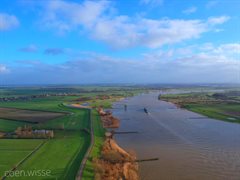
82,110 -> 105,180
0,139 -> 43,177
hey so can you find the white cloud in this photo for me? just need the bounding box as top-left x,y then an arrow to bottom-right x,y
0,65 -> 9,73
207,16 -> 230,25
144,43 -> 240,60
183,7 -> 197,14
91,17 -> 228,49
136,19 -> 207,48
40,0 -> 230,49
41,0 -> 110,34
204,43 -> 240,56
0,13 -> 19,31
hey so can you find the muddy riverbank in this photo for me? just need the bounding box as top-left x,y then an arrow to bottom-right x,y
96,108 -> 139,180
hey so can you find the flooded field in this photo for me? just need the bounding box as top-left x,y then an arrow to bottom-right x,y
112,92 -> 240,180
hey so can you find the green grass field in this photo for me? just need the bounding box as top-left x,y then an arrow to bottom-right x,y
36,105 -> 91,131
0,96 -> 92,179
161,91 -> 240,123
185,103 -> 240,123
0,139 -> 44,178
11,131 -> 90,180
0,119 -> 30,132
0,96 -> 77,111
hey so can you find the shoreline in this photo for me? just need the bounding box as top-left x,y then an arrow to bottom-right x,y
160,97 -> 240,123
96,107 -> 139,180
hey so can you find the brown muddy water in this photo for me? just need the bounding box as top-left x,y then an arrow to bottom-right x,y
112,92 -> 240,180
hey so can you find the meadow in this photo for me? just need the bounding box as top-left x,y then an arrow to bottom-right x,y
0,139 -> 44,177
11,131 -> 90,180
161,91 -> 240,123
0,119 -> 29,132
0,94 -> 92,179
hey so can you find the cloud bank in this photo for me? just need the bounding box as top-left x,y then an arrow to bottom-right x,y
39,0 -> 229,49
3,43 -> 239,84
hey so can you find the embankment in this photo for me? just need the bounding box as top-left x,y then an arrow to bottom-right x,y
95,108 -> 139,180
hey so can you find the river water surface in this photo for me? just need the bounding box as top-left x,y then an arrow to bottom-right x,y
112,92 -> 240,180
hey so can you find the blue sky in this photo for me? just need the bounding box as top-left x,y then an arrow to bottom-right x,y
0,0 -> 239,84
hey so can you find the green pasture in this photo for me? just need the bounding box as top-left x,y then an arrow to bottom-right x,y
185,103 -> 240,123
11,131 -> 90,180
0,139 -> 43,178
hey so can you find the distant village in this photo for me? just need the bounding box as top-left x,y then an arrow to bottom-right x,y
0,93 -> 81,102
0,93 -> 123,102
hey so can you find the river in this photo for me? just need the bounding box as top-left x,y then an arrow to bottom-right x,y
112,92 -> 240,180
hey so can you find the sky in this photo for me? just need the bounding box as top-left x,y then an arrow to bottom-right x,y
0,0 -> 239,85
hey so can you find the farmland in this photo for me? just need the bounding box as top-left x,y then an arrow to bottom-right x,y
0,86 -> 144,179
0,99 -> 91,179
0,139 -> 44,177
14,131 -> 90,180
0,91 -> 88,179
161,90 -> 240,123
0,107 -> 66,123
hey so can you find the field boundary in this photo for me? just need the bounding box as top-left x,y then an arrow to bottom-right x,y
0,118 -> 37,124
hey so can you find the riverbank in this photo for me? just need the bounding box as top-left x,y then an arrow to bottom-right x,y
94,138 -> 138,180
160,91 -> 240,123
82,107 -> 139,180
95,108 -> 139,180
98,107 -> 120,128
